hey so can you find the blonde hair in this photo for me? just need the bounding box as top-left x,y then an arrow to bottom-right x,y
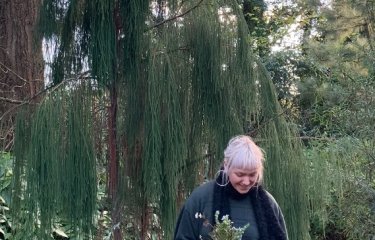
223,135 -> 265,183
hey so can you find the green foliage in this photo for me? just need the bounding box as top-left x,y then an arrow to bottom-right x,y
264,51 -> 301,122
307,138 -> 375,240
0,152 -> 12,240
260,1 -> 374,239
243,0 -> 269,56
194,211 -> 249,240
12,85 -> 97,239
210,211 -> 249,240
242,0 -> 302,57
255,62 -> 310,240
90,0 -> 117,87
11,0 -> 311,239
0,152 -> 12,204
294,0 -> 375,140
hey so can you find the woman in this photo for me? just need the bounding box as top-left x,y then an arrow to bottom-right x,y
174,135 -> 288,240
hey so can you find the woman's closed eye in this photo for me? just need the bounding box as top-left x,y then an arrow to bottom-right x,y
235,172 -> 256,178
235,172 -> 248,177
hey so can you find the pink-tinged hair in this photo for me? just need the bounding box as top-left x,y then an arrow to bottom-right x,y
223,135 -> 265,183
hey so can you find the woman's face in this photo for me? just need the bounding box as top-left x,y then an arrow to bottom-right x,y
228,167 -> 259,194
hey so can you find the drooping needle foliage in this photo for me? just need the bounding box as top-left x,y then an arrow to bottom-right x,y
12,0 -> 310,239
13,85 -> 96,239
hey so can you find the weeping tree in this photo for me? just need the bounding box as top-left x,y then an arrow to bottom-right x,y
13,84 -> 97,239
12,0 -> 309,239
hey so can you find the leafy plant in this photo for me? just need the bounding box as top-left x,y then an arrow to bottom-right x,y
0,152 -> 13,240
196,211 -> 249,240
0,152 -> 12,203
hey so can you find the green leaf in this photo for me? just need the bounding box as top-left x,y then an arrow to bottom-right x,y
53,228 -> 69,238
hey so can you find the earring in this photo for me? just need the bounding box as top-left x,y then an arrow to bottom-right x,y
215,170 -> 229,187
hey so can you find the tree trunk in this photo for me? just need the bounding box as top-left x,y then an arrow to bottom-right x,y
0,0 -> 44,150
107,83 -> 122,240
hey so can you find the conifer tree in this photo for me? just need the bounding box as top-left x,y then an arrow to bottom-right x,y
12,0 -> 310,239
294,0 -> 375,238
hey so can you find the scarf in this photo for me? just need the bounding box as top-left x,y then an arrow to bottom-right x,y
212,172 -> 287,240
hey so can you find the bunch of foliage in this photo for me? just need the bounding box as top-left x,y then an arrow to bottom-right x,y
210,211 -> 249,240
195,211 -> 249,240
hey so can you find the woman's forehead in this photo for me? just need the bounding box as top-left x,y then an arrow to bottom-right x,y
230,166 -> 259,173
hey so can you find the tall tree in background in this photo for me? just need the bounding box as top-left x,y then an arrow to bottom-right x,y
10,0 -> 310,239
0,0 -> 44,150
274,0 -> 375,238
306,1 -> 375,237
288,0 -> 375,141
243,0 -> 270,57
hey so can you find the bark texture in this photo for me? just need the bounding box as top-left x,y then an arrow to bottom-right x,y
0,0 -> 44,150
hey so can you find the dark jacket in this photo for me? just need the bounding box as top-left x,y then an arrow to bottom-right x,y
174,181 -> 288,240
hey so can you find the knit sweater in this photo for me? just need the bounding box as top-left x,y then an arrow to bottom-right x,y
174,181 -> 288,240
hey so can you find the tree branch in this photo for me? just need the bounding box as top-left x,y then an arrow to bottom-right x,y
0,71 -> 92,121
147,0 -> 204,31
0,61 -> 28,83
0,96 -> 24,104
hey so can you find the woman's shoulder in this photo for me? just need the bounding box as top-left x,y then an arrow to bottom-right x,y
262,188 -> 277,203
259,187 -> 289,238
189,180 -> 215,198
184,181 -> 215,208
259,187 -> 284,214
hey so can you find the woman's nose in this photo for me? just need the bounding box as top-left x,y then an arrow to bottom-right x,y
242,177 -> 251,185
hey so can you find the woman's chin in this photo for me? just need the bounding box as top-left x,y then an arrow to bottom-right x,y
235,187 -> 251,194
